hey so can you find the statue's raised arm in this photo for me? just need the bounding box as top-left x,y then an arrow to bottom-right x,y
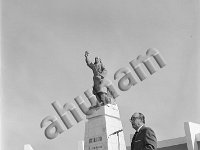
85,51 -> 93,68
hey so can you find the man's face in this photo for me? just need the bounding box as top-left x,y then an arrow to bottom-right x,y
130,113 -> 141,130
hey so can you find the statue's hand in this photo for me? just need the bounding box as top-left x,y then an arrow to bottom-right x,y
85,51 -> 89,57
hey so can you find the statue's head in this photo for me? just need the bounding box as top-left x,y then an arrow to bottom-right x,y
95,57 -> 101,64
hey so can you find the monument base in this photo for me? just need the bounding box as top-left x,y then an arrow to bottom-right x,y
84,104 -> 126,150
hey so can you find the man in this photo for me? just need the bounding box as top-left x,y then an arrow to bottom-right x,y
130,112 -> 157,150
84,51 -> 110,106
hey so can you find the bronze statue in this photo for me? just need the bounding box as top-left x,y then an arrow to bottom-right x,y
85,51 -> 111,107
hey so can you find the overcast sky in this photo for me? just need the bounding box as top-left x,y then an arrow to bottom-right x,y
2,0 -> 200,150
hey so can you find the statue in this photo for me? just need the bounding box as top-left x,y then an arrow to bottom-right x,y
84,51 -> 112,107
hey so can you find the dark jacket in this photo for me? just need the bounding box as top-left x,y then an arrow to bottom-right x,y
131,126 -> 157,150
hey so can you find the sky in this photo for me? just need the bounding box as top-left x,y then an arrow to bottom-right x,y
1,0 -> 200,150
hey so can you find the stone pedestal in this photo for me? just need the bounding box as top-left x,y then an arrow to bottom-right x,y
84,104 -> 126,150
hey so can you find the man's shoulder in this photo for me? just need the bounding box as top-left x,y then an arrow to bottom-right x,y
141,126 -> 157,141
